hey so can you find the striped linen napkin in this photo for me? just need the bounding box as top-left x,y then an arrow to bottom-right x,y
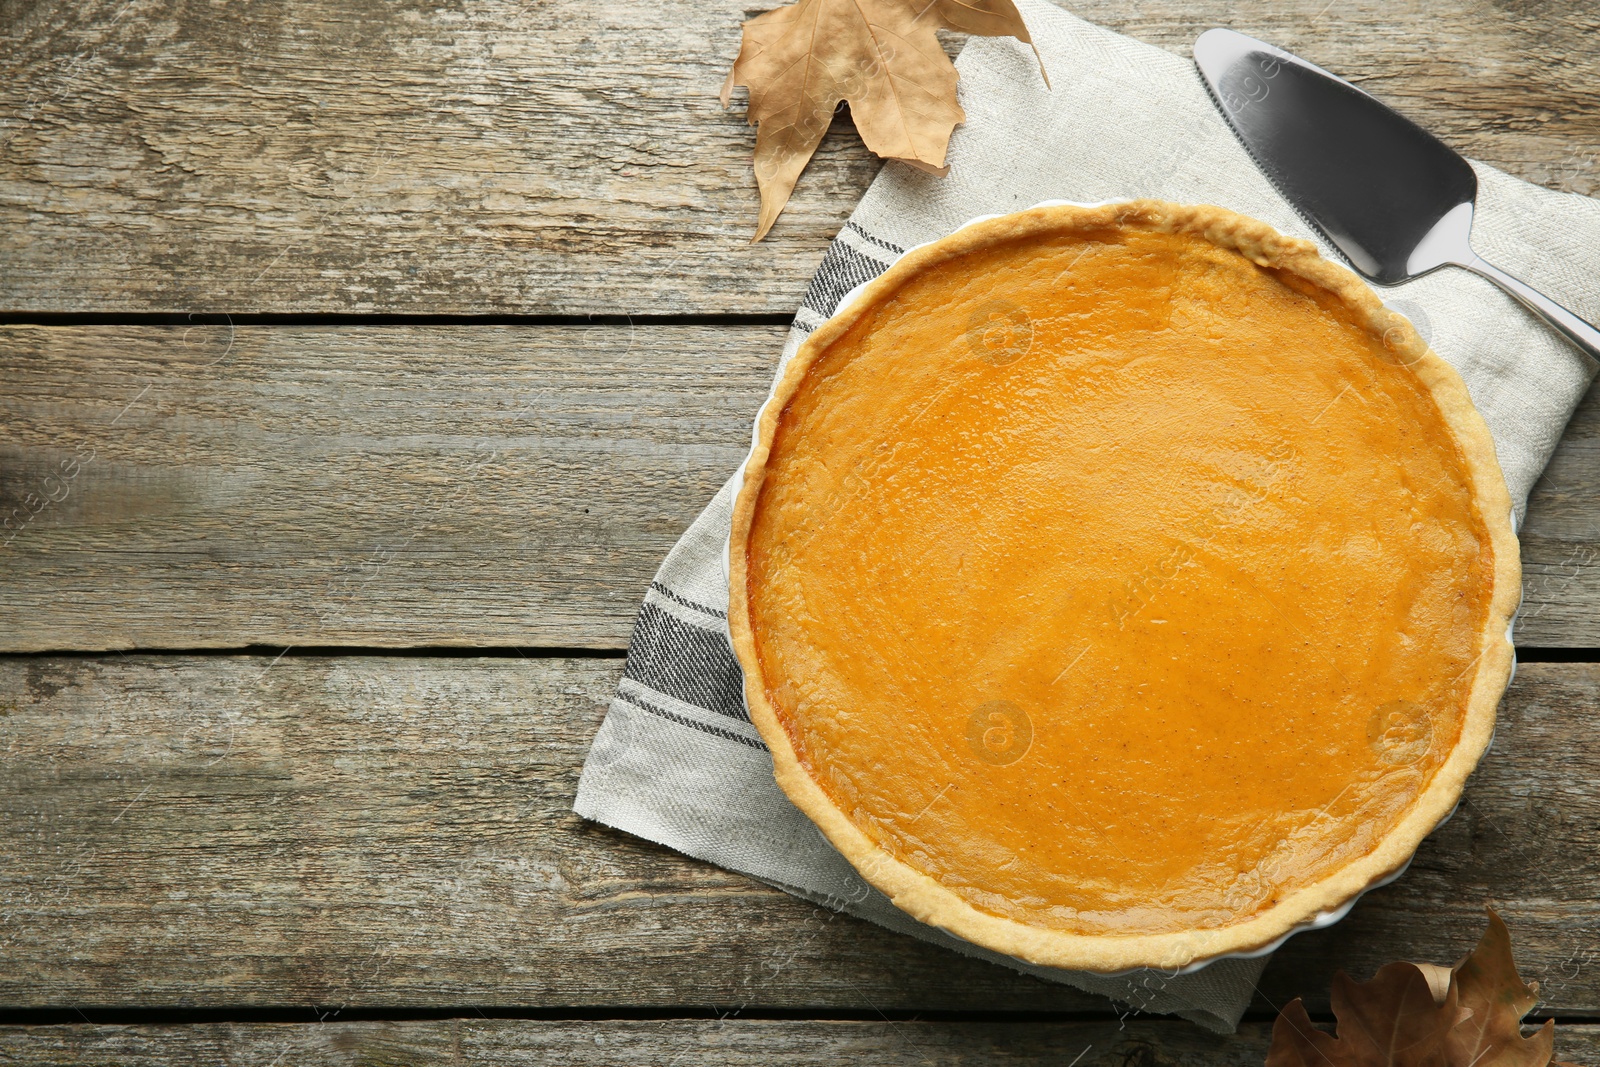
575,0 -> 1600,1031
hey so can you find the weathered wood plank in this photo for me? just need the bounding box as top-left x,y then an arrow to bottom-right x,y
1,0 -> 1597,313
0,323 -> 776,651
1,1019 -> 1596,1067
0,1020 -> 1259,1066
1,324 -> 1596,651
0,654 -> 1597,1014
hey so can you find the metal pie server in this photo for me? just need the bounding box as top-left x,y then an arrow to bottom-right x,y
1194,28 -> 1600,364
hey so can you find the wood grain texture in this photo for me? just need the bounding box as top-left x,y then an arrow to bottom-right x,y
1,653 -> 1597,1014
2,1019 -> 1597,1067
2,324 -> 1597,651
0,323 -> 777,651
1,0 -> 1597,313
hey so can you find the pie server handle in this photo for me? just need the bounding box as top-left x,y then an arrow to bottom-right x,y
1456,252 -> 1600,366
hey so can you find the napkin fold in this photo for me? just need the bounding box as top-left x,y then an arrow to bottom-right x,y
575,0 -> 1600,1032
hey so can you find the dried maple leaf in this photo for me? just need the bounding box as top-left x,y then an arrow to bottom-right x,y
1266,910 -> 1565,1067
721,0 -> 1047,241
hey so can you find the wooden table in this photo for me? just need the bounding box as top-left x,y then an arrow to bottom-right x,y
2,0 -> 1598,1062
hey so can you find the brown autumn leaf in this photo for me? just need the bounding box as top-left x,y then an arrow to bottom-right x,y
1266,909 -> 1566,1067
1268,963 -> 1455,1067
1444,911 -> 1556,1067
721,0 -> 1047,241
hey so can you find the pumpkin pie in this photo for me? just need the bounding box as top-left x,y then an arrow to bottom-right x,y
727,200 -> 1519,971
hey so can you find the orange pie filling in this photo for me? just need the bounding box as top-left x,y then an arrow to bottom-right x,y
741,213 -> 1505,940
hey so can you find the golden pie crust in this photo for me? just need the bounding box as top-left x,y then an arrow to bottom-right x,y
727,200 -> 1518,972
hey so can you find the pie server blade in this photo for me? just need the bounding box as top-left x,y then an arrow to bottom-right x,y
1193,27 -> 1600,363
